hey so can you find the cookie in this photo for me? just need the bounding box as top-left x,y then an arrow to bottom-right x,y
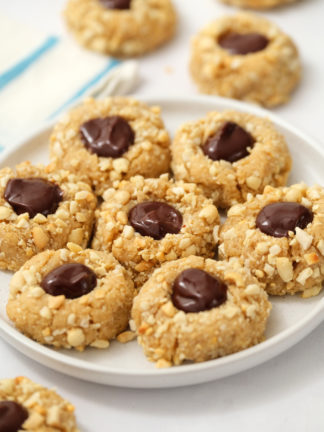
0,161 -> 97,271
219,184 -> 324,297
0,376 -> 78,431
64,0 -> 177,57
219,0 -> 297,9
131,255 -> 271,366
7,245 -> 135,350
49,97 -> 171,196
92,175 -> 220,288
171,110 -> 291,208
190,13 -> 301,107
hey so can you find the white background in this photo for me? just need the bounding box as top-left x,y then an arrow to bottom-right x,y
0,0 -> 324,431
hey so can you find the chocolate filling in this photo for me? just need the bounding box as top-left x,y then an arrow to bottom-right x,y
172,268 -> 227,313
99,0 -> 131,9
4,178 -> 63,218
41,263 -> 97,299
0,401 -> 28,432
219,31 -> 269,55
256,202 -> 313,238
128,201 -> 183,240
202,121 -> 254,163
80,116 -> 135,158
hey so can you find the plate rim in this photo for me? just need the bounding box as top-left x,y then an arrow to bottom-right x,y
1,94 -> 324,387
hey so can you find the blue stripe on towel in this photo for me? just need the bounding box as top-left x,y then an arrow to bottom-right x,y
49,58 -> 121,119
0,36 -> 59,91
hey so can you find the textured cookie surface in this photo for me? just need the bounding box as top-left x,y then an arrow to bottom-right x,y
49,97 -> 171,196
132,255 -> 271,366
190,13 -> 301,107
92,175 -> 220,287
220,0 -> 297,9
171,110 -> 291,208
0,376 -> 79,431
0,161 -> 96,271
7,246 -> 134,350
64,0 -> 176,56
220,184 -> 324,296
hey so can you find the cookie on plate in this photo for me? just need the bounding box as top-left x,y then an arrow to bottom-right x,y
132,255 -> 271,366
0,161 -> 96,271
220,183 -> 324,297
7,245 -> 134,350
190,13 -> 301,107
219,0 -> 297,9
64,0 -> 177,57
171,110 -> 291,208
49,97 -> 171,196
92,175 -> 220,287
0,376 -> 79,431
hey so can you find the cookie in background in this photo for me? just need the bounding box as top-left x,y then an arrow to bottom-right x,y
64,0 -> 177,57
190,13 -> 301,107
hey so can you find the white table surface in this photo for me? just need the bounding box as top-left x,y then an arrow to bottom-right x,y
1,0 -> 324,430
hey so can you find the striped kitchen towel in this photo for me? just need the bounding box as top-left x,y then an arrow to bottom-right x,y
0,13 -> 139,149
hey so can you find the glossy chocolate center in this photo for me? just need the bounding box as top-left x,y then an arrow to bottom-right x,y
80,116 -> 135,158
41,263 -> 97,299
128,201 -> 183,240
4,178 -> 63,218
172,268 -> 227,313
0,401 -> 28,432
202,121 -> 254,163
99,0 -> 131,9
256,202 -> 313,238
219,31 -> 269,55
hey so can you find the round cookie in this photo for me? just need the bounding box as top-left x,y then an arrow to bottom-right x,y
171,110 -> 291,208
7,245 -> 134,350
49,97 -> 171,196
219,0 -> 297,9
131,255 -> 271,366
64,0 -> 177,57
0,376 -> 78,431
0,161 -> 97,271
219,183 -> 324,297
190,13 -> 301,107
92,175 -> 220,287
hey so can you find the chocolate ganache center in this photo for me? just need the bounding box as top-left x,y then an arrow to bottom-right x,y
4,178 -> 63,218
202,121 -> 254,163
0,401 -> 28,432
99,0 -> 131,9
172,268 -> 228,313
41,263 -> 97,299
256,202 -> 313,238
128,201 -> 183,240
219,31 -> 269,55
80,116 -> 135,158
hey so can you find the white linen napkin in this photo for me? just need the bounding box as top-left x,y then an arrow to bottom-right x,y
0,13 -> 139,149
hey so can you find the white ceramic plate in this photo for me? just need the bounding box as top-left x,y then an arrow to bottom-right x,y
0,95 -> 324,389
